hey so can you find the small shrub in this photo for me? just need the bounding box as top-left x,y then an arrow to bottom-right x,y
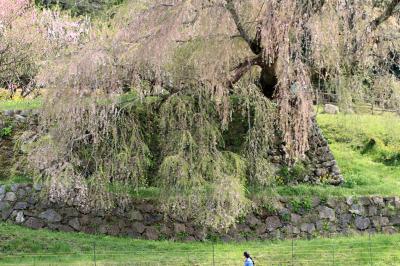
302,198 -> 312,212
343,177 -> 357,188
240,231 -> 257,239
278,166 -> 292,183
291,162 -> 309,179
323,222 -> 330,232
176,232 -> 189,241
290,198 -> 312,213
273,175 -> 285,186
290,199 -> 302,213
320,195 -> 328,205
281,213 -> 290,222
0,126 -> 13,138
278,162 -> 310,184
236,214 -> 246,224
262,203 -> 277,214
320,174 -> 334,184
206,233 -> 220,243
158,233 -> 168,241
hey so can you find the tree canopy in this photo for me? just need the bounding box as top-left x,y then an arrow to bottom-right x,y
6,0 -> 399,230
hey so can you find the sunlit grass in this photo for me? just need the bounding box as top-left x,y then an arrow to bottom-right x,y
318,112 -> 400,148
0,98 -> 42,111
254,112 -> 400,198
0,223 -> 399,265
262,143 -> 400,198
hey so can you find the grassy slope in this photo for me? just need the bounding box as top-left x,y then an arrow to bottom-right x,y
0,223 -> 399,265
262,112 -> 400,198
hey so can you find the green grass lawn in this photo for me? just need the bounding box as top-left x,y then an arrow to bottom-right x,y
0,175 -> 32,186
0,223 -> 399,265
0,98 -> 42,111
263,142 -> 400,198
257,112 -> 400,198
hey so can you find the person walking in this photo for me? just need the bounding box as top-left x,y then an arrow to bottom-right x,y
244,251 -> 254,266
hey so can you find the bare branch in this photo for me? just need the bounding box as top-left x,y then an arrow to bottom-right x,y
225,0 -> 262,54
369,0 -> 400,31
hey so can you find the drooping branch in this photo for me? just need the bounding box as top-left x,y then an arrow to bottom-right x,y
369,0 -> 400,31
225,0 -> 262,54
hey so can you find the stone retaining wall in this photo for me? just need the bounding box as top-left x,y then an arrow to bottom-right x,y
0,110 -> 39,131
1,183 -> 399,241
0,110 -> 39,180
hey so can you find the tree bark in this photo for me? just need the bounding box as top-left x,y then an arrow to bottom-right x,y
227,55 -> 263,86
369,0 -> 400,31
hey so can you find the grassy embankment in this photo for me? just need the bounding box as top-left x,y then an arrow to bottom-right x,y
0,223 -> 399,265
264,112 -> 400,198
321,113 -> 399,191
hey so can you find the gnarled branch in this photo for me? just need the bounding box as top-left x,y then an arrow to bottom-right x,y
226,54 -> 263,87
